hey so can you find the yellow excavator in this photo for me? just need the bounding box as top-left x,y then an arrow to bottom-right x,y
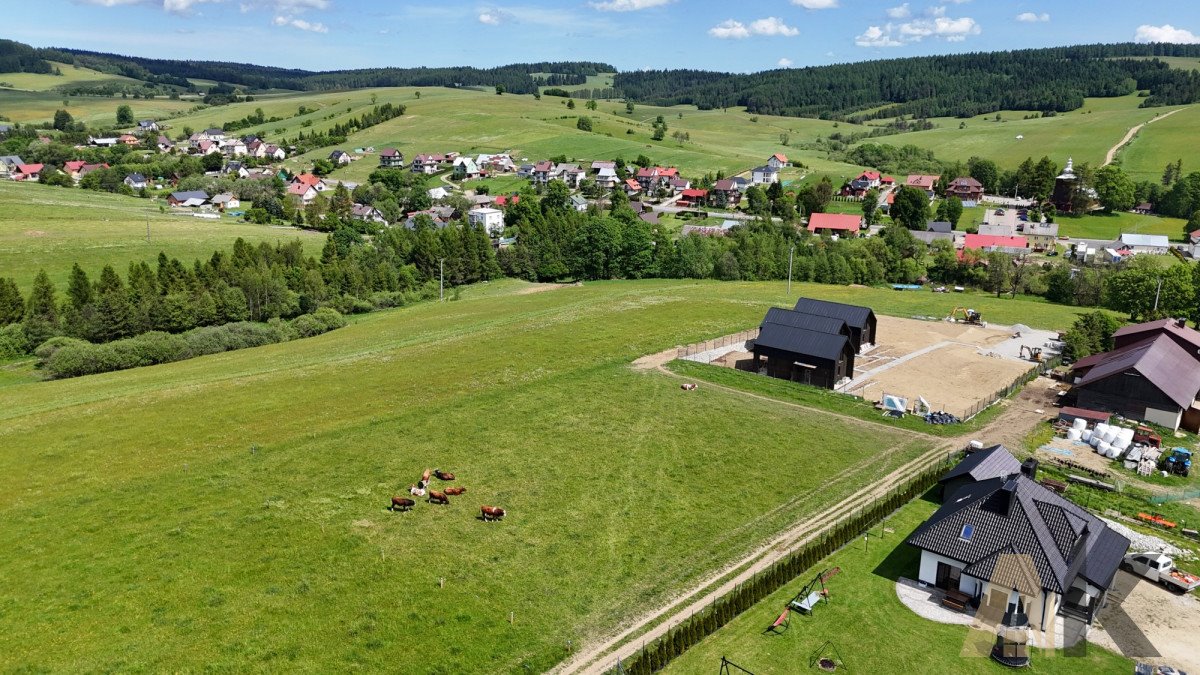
1019,345 -> 1043,362
948,307 -> 984,326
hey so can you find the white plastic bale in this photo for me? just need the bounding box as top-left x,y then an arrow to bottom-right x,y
1082,430 -> 1093,442
1106,445 -> 1121,459
1098,441 -> 1111,455
1103,427 -> 1119,444
1067,429 -> 1083,441
1072,418 -> 1087,431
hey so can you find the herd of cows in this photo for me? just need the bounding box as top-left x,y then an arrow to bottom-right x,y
389,467 -> 507,521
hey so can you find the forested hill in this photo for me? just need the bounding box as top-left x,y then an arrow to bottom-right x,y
614,43 -> 1200,120
0,39 -> 54,75
32,44 -> 611,95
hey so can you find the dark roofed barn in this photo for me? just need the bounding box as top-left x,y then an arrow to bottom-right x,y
752,323 -> 855,389
1073,334 -> 1200,431
761,307 -> 850,339
792,297 -> 877,352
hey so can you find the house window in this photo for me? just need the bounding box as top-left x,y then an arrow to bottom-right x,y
960,524 -> 975,542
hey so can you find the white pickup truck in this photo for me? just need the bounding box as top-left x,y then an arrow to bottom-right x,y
1122,553 -> 1200,593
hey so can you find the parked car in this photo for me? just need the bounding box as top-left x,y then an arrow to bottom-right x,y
1122,553 -> 1200,592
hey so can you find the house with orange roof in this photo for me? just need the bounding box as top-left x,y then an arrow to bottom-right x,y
807,213 -> 863,237
905,174 -> 940,198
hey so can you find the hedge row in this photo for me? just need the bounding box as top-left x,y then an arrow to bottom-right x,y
617,456 -> 954,675
36,308 -> 347,379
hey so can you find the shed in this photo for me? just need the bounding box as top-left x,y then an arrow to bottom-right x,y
792,297 -> 877,351
751,323 -> 855,389
1056,407 -> 1111,426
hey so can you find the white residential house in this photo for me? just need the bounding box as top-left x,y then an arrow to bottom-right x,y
766,153 -> 788,171
454,157 -> 481,180
210,193 -> 241,210
751,165 -> 779,185
124,173 -> 148,190
596,167 -> 619,189
570,194 -> 589,212
411,154 -> 441,174
137,120 -> 159,134
0,156 -> 24,178
330,150 -> 352,166
89,136 -> 119,147
287,183 -> 318,204
351,203 -> 387,224
428,186 -> 450,201
468,207 -> 505,236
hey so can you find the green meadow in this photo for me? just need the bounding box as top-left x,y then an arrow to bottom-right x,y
0,181 -> 325,293
0,279 -> 948,672
1054,210 -> 1187,241
1116,103 -> 1200,183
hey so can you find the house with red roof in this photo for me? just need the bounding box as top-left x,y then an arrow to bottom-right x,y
378,148 -> 404,168
287,182 -> 318,204
635,166 -> 678,192
12,163 -> 44,181
677,188 -> 709,208
624,178 -> 642,196
767,153 -> 789,170
119,134 -> 140,146
494,194 -> 520,207
905,174 -> 940,198
962,233 -> 1029,255
807,213 -> 863,237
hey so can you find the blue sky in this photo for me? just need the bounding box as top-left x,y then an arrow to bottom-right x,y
6,0 -> 1200,72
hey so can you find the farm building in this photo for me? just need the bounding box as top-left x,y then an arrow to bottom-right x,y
1113,318 -> 1200,355
806,213 -> 863,237
751,318 -> 855,389
792,297 -> 876,352
909,446 -> 1130,630
1115,233 -> 1169,256
1070,325 -> 1200,431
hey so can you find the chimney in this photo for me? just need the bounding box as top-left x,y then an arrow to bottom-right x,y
1001,477 -> 1019,517
1178,318 -> 1188,329
1021,458 -> 1038,481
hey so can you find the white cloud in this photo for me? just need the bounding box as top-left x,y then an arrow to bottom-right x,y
886,4 -> 910,19
1016,12 -> 1049,23
1135,24 -> 1200,44
588,0 -> 672,11
272,14 -> 328,32
778,57 -> 794,67
81,0 -> 329,13
749,17 -> 799,37
791,0 -> 838,8
478,10 -> 503,25
856,25 -> 903,47
856,12 -> 980,47
710,17 -> 799,39
709,19 -> 750,39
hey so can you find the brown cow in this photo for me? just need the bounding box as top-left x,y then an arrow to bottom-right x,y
434,469 -> 456,481
390,496 -> 415,511
481,505 -> 506,521
444,486 -> 466,496
428,490 -> 450,505
421,468 -> 433,484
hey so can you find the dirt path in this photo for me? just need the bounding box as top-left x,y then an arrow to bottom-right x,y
1104,107 -> 1187,166
554,360 -> 1052,674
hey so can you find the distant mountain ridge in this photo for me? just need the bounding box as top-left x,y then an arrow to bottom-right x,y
6,39 -> 1200,120
614,43 -> 1200,120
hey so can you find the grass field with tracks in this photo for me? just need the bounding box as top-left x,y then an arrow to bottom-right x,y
0,278 -> 1100,672
0,181 -> 325,292
1115,104 -> 1200,183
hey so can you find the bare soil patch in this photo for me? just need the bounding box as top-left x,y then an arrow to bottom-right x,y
1095,569 -> 1200,673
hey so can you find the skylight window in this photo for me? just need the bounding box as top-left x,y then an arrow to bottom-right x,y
960,523 -> 975,542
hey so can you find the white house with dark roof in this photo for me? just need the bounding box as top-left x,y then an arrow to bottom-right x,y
751,165 -> 779,185
909,446 -> 1129,631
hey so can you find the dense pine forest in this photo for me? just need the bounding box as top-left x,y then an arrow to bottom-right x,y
614,44 -> 1200,119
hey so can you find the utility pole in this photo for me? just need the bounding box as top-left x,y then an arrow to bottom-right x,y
439,258 -> 445,302
787,244 -> 794,295
1154,276 -> 1163,312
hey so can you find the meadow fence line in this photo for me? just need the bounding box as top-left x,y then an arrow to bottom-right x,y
675,329 -> 759,361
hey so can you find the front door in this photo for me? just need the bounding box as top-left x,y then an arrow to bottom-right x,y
936,561 -> 962,591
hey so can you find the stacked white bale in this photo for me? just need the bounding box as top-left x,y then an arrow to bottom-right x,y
1082,430 -> 1093,443
1113,428 -> 1134,451
1094,424 -> 1109,443
1097,441 -> 1110,455
1102,426 -> 1119,444
1067,428 -> 1083,442
1090,434 -> 1103,448
1072,418 -> 1088,431
1106,444 -> 1121,459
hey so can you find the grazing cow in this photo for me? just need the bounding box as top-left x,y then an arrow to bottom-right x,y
390,496 -> 415,511
481,505 -> 506,521
444,486 -> 466,496
409,484 -> 426,497
421,468 -> 433,483
428,490 -> 450,505
434,469 -> 456,481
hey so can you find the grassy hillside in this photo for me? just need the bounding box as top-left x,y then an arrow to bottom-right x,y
1116,104 -> 1200,183
0,89 -> 197,125
0,279 -> 1097,672
0,182 -> 325,292
869,94 -> 1187,170
0,61 -> 144,91
1054,210 -> 1187,241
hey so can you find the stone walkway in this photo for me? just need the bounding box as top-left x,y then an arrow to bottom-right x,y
894,577 -> 975,626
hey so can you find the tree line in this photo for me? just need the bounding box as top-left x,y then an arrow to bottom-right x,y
613,44 -> 1200,120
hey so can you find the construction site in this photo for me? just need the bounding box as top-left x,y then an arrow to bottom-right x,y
682,305 -> 1061,421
